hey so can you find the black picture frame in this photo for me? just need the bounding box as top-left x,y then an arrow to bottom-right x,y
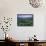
17,14 -> 33,26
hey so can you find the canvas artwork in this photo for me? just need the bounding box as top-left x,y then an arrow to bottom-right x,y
17,14 -> 33,26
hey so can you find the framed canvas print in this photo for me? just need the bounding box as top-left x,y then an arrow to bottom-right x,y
17,14 -> 33,26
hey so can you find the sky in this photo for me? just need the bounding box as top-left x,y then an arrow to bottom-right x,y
17,14 -> 33,18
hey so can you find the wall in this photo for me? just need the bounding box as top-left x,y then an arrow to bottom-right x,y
44,15 -> 46,40
0,0 -> 46,40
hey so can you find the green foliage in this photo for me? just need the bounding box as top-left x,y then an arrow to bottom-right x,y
17,18 -> 33,26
